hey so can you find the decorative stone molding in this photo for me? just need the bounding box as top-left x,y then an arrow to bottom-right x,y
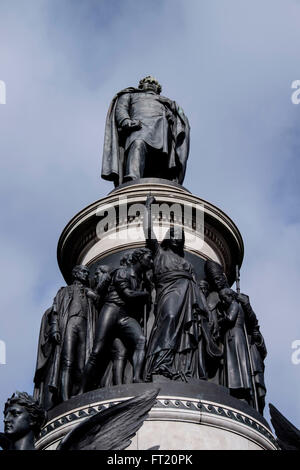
57,180 -> 243,285
35,383 -> 277,451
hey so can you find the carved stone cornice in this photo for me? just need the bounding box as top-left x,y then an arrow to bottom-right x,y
57,181 -> 243,285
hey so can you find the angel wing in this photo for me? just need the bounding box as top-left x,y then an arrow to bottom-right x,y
0,432 -> 12,450
57,388 -> 159,450
269,403 -> 300,450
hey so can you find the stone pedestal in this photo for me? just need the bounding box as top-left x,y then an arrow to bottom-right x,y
35,382 -> 278,450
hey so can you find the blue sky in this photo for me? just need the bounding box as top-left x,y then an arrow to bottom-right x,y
0,0 -> 299,435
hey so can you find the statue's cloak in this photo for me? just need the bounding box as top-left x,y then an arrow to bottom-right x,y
101,87 -> 190,186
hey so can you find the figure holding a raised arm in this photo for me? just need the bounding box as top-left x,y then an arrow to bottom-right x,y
143,195 -> 205,381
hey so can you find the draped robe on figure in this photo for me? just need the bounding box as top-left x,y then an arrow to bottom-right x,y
144,240 -> 205,380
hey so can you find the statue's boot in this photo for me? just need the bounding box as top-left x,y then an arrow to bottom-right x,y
61,365 -> 73,401
112,338 -> 127,385
132,344 -> 146,383
112,358 -> 126,385
81,360 -> 97,393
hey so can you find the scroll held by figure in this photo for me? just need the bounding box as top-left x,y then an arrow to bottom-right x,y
101,76 -> 190,186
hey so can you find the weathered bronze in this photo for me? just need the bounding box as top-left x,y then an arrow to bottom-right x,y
0,390 -> 158,451
101,76 -> 190,186
82,249 -> 153,392
1,392 -> 46,450
203,259 -> 267,412
144,195 -> 207,381
237,293 -> 267,413
34,265 -> 97,408
197,280 -> 223,379
218,288 -> 253,405
269,403 -> 300,450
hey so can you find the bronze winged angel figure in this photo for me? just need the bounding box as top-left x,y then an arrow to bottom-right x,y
269,403 -> 300,450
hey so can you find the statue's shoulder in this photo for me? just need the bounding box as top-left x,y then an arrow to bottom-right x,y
115,87 -> 140,99
113,266 -> 129,279
108,87 -> 141,111
159,93 -> 172,101
55,285 -> 74,299
55,286 -> 67,295
59,285 -> 73,292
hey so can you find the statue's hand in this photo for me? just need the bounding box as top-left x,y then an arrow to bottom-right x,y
139,291 -> 150,303
145,292 -> 152,306
146,195 -> 156,208
236,293 -> 250,306
133,290 -> 150,305
252,329 -> 262,344
85,288 -> 98,301
122,119 -> 142,131
50,331 -> 61,345
130,119 -> 142,129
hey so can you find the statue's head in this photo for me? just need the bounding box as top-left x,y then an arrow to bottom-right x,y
219,287 -> 236,306
120,253 -> 133,266
138,76 -> 162,94
161,225 -> 185,257
131,248 -> 153,271
4,392 -> 46,440
71,265 -> 90,285
205,260 -> 229,291
199,280 -> 210,298
94,265 -> 110,282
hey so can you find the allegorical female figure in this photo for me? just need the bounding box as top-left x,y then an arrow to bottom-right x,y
143,196 -> 206,381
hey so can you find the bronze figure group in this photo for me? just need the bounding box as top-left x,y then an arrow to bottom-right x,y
32,195 -> 267,417
31,78 -> 267,426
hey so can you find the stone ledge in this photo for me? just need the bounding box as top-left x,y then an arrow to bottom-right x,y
35,382 -> 278,450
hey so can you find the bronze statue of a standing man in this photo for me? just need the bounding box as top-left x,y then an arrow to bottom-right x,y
101,76 -> 190,186
34,265 -> 97,408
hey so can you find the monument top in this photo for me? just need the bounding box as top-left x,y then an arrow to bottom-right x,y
101,77 -> 190,187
